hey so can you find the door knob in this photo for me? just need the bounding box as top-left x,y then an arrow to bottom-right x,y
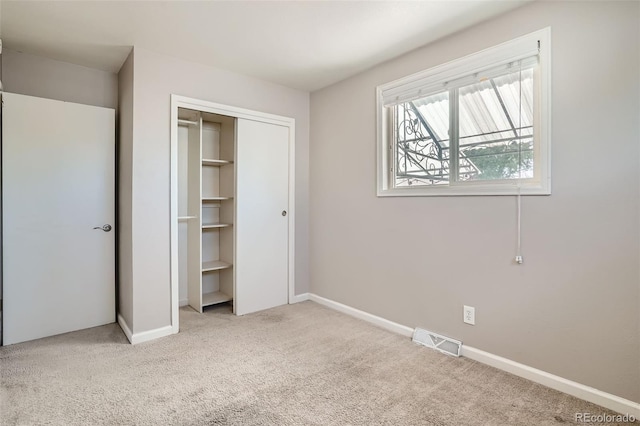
282,210 -> 287,216
93,224 -> 112,232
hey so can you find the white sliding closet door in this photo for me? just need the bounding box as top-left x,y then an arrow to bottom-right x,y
2,93 -> 115,345
235,119 -> 289,315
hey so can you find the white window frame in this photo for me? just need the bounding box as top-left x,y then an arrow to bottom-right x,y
376,28 -> 551,197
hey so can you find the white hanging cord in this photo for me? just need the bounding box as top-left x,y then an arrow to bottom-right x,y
1,39 -> 3,92
515,186 -> 523,264
515,62 -> 524,265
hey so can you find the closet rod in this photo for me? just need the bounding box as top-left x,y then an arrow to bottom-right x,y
178,119 -> 198,126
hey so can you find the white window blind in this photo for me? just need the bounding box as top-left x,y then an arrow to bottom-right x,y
381,42 -> 540,107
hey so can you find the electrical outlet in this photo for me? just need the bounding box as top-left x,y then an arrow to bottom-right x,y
463,305 -> 475,325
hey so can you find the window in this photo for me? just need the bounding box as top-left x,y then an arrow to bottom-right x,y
377,28 -> 550,196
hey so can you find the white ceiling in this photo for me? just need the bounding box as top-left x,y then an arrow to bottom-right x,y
0,1 -> 530,92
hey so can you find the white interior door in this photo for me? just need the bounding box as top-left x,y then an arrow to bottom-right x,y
235,119 -> 289,315
2,93 -> 115,345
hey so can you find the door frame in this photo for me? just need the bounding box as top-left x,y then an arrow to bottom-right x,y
169,95 -> 296,332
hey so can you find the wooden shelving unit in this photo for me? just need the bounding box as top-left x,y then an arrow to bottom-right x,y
177,110 -> 236,313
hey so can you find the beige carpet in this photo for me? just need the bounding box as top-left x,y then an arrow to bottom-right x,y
0,301 -> 629,425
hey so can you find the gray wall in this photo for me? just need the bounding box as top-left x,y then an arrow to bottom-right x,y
117,50 -> 134,328
123,47 -> 310,333
2,49 -> 117,109
309,1 -> 639,403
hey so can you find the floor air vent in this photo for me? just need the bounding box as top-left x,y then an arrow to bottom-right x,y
412,328 -> 462,357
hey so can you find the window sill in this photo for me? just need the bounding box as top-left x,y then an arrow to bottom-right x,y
377,183 -> 551,197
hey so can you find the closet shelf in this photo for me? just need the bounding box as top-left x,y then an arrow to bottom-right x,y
178,119 -> 198,126
202,291 -> 233,307
202,196 -> 233,202
202,260 -> 232,272
202,159 -> 233,166
202,223 -> 232,229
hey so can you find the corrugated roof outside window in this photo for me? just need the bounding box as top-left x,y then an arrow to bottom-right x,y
395,66 -> 534,187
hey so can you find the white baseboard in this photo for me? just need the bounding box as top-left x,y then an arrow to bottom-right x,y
307,293 -> 640,418
290,292 -> 310,303
308,293 -> 413,337
117,314 -> 133,343
117,314 -> 176,345
179,298 -> 189,307
130,325 -> 174,345
461,346 -> 640,419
